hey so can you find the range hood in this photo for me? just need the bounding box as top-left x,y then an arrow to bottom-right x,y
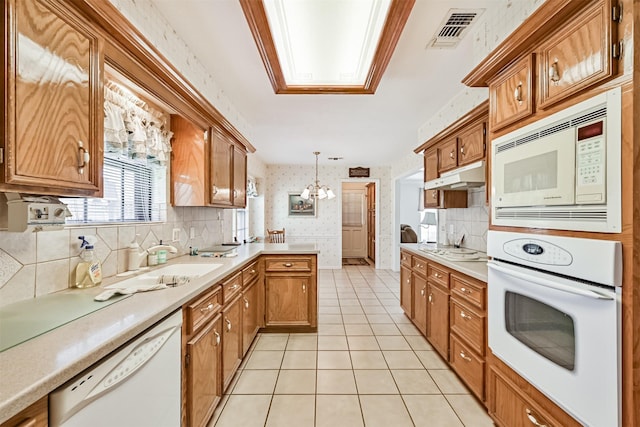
425,160 -> 485,191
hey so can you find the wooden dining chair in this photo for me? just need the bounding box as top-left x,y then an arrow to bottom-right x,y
267,228 -> 285,243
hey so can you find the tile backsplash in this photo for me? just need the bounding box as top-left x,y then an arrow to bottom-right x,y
437,187 -> 488,253
0,205 -> 232,307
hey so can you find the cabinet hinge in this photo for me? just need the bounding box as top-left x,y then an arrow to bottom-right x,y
612,4 -> 622,23
0,148 -> 3,164
612,41 -> 623,59
185,353 -> 190,367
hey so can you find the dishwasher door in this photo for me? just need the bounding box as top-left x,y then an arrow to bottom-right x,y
49,310 -> 182,427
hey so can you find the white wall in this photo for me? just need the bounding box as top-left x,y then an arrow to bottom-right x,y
398,181 -> 422,236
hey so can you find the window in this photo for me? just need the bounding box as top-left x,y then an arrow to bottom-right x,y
420,210 -> 438,243
234,209 -> 249,243
62,157 -> 166,223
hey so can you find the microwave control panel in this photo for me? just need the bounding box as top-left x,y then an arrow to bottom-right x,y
575,120 -> 606,204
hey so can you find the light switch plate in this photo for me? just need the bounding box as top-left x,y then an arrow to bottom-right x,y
172,228 -> 180,242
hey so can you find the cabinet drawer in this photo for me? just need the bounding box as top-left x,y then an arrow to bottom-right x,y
489,54 -> 535,131
538,1 -> 615,109
438,137 -> 458,173
450,334 -> 484,400
489,366 -> 563,427
400,251 -> 412,268
450,299 -> 485,356
450,274 -> 486,311
427,264 -> 449,288
411,256 -> 428,277
242,260 -> 260,286
185,286 -> 222,335
265,257 -> 311,272
222,272 -> 242,304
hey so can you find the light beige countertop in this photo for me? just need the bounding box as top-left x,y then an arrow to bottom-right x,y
0,243 -> 318,423
400,244 -> 488,282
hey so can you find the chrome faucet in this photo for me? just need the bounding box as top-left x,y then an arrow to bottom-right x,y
147,240 -> 179,254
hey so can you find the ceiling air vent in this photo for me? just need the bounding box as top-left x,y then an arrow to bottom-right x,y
428,9 -> 484,49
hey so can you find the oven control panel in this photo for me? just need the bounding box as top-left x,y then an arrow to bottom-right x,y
503,238 -> 573,265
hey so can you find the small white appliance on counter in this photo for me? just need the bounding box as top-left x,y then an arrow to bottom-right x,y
491,87 -> 621,233
487,230 -> 621,427
49,310 -> 182,427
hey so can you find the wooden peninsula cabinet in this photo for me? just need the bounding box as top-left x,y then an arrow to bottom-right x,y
2,0 -> 103,197
264,255 -> 317,330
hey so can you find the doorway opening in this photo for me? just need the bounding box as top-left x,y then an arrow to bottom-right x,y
341,180 -> 377,267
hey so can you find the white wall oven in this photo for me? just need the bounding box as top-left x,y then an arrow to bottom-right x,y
487,231 -> 621,427
491,87 -> 621,233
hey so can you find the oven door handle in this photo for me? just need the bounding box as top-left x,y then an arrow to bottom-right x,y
488,261 -> 614,300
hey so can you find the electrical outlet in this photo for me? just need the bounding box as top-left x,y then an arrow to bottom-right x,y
172,228 -> 180,242
189,227 -> 195,239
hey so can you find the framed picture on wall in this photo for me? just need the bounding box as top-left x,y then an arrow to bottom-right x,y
288,193 -> 316,217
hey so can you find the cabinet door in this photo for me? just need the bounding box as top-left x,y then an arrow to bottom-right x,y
265,276 -> 310,326
538,0 -> 615,109
210,127 -> 233,206
233,146 -> 246,207
4,0 -> 103,196
242,281 -> 259,356
412,274 -> 427,336
457,121 -> 485,166
171,116 -> 207,206
437,138 -> 458,173
424,149 -> 439,181
427,283 -> 449,360
222,296 -> 243,391
424,189 -> 440,208
489,54 -> 534,131
400,265 -> 412,317
186,314 -> 221,427
450,334 -> 484,401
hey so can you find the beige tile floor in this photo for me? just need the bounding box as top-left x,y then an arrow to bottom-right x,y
211,265 -> 494,427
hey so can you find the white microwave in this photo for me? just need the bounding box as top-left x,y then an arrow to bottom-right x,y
491,87 -> 621,233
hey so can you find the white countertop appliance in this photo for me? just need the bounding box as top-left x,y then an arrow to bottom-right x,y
491,87 -> 621,233
49,310 -> 182,427
487,230 -> 621,427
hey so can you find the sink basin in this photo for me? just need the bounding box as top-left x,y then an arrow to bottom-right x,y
106,263 -> 223,290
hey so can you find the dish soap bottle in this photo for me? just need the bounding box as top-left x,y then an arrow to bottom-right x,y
75,235 -> 103,288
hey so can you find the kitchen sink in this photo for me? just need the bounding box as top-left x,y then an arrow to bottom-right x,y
105,263 -> 223,290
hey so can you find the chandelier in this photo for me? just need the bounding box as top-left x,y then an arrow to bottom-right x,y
300,152 -> 336,200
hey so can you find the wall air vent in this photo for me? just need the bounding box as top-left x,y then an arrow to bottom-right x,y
428,9 -> 484,49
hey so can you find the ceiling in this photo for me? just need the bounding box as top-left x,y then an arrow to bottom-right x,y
149,0 -> 499,166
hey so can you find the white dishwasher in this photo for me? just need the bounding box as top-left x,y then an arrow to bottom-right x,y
49,310 -> 182,427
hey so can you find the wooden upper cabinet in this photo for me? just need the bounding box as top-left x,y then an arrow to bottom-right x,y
537,0 -> 616,109
210,127 -> 234,206
3,0 -> 103,196
233,146 -> 246,208
424,148 -> 438,181
457,121 -> 486,166
171,116 -> 208,206
489,54 -> 535,132
437,137 -> 458,173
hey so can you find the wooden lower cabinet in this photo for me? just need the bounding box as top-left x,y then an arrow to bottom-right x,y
400,265 -> 412,316
222,294 -> 243,392
450,333 -> 484,400
0,396 -> 47,427
185,314 -> 222,427
241,279 -> 260,356
412,275 -> 427,335
427,282 -> 450,360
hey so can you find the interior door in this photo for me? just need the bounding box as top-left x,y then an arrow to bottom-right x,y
342,187 -> 367,258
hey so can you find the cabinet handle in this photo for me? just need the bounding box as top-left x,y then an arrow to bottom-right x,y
460,311 -> 472,321
459,287 -> 472,294
460,145 -> 465,155
420,287 -> 426,297
428,294 -> 433,304
449,150 -> 455,159
514,82 -> 523,103
431,191 -> 437,199
233,189 -> 238,198
525,408 -> 548,427
200,303 -> 214,314
77,140 -> 90,174
212,185 -> 218,196
459,351 -> 472,362
434,273 -> 441,278
302,282 -> 306,293
250,269 -> 256,274
225,318 -> 232,332
549,61 -> 560,84
406,279 -> 410,284
214,330 -> 221,347
244,298 -> 249,309
230,284 -> 239,291
283,263 -> 293,267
